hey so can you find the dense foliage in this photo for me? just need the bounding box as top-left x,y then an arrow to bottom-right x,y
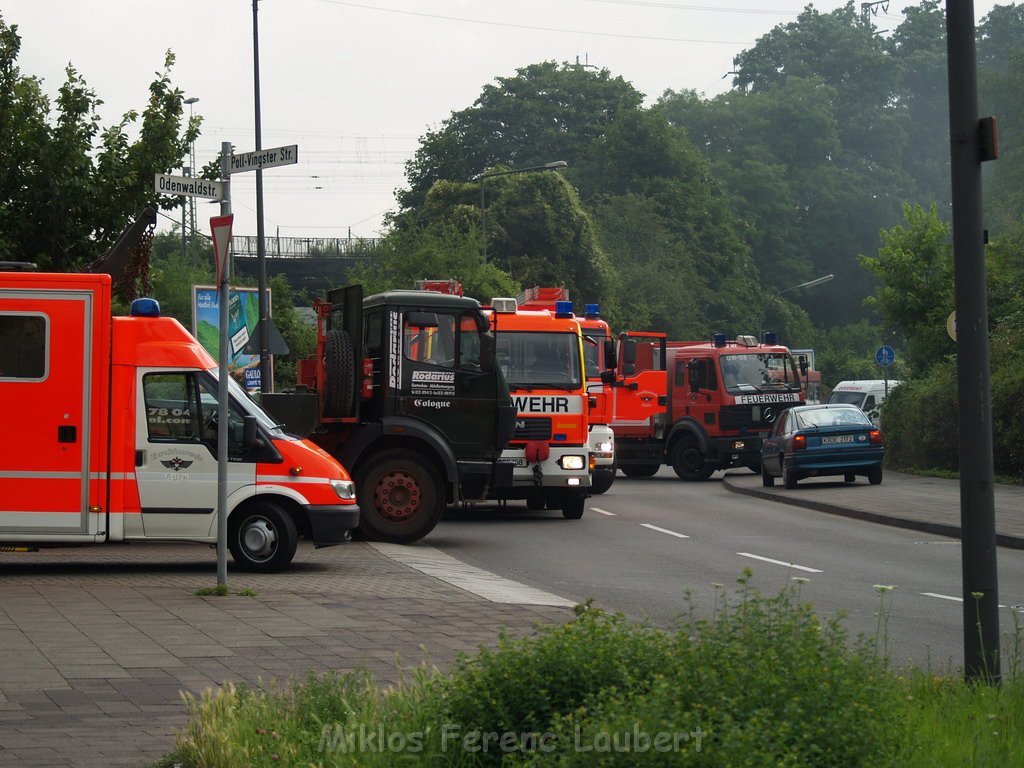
0,14 -> 198,272
159,579 -> 1024,767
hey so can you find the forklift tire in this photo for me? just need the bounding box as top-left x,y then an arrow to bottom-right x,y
621,464 -> 660,478
671,438 -> 715,481
228,501 -> 298,573
357,451 -> 444,544
590,469 -> 615,495
562,491 -> 586,520
324,329 -> 355,418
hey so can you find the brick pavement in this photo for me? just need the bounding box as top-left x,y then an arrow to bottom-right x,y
0,542 -> 571,767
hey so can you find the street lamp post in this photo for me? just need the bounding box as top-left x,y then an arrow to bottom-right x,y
183,97 -> 199,261
471,161 -> 568,262
761,274 -> 834,336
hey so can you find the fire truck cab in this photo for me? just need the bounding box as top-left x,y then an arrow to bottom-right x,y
613,332 -> 805,480
0,270 -> 359,571
486,297 -> 591,518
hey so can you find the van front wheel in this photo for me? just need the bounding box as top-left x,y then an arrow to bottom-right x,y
228,502 -> 298,573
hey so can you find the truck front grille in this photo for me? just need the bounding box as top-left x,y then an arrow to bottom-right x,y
719,403 -> 798,432
513,417 -> 552,441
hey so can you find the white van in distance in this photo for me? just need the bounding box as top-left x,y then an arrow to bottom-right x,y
827,380 -> 902,426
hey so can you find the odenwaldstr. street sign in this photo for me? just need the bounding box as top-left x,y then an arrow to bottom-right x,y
154,173 -> 224,200
228,144 -> 298,174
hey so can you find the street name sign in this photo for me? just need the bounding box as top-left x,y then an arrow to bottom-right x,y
228,144 -> 299,174
154,174 -> 224,200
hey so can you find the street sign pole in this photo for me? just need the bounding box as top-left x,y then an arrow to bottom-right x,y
215,141 -> 233,589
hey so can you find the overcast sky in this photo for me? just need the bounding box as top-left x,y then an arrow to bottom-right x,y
3,1 -> 1002,241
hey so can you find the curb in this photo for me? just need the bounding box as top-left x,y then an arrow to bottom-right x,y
721,475 -> 1024,551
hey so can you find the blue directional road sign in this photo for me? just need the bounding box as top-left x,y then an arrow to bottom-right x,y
875,345 -> 895,367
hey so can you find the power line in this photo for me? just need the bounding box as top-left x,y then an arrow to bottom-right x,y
583,0 -> 798,15
312,0 -> 749,44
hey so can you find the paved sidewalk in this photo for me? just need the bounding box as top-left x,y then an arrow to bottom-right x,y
0,542 -> 571,767
722,469 -> 1024,548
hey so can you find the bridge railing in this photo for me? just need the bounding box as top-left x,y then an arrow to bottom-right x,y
231,236 -> 380,259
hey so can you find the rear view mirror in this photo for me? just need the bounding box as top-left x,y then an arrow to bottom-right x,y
242,415 -> 258,452
621,338 -> 637,366
479,333 -> 495,372
687,359 -> 700,392
603,339 -> 617,370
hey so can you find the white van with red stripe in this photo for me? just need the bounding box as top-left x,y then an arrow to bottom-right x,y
0,269 -> 358,571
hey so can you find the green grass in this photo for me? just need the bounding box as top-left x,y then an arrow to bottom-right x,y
157,576 -> 1024,767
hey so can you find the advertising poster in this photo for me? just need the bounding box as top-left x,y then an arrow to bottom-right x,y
191,285 -> 272,391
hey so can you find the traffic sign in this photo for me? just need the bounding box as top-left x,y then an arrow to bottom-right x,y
875,345 -> 895,368
154,173 -> 223,199
947,310 -> 957,341
228,144 -> 298,174
210,214 -> 234,286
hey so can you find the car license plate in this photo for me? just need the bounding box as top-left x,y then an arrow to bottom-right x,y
821,435 -> 854,445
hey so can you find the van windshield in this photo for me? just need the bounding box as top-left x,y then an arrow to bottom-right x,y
828,391 -> 866,408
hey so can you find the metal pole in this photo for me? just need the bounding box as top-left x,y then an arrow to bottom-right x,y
181,168 -> 188,258
946,0 -> 1000,683
253,0 -> 270,393
216,140 -> 233,588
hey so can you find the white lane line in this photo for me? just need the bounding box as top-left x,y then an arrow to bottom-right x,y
591,507 -> 616,516
641,523 -> 690,539
368,543 -> 575,607
737,552 -> 822,573
921,592 -> 1011,609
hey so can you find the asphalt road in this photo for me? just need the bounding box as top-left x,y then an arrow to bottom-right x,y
430,467 -> 1024,670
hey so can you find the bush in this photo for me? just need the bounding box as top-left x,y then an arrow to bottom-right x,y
882,363 -> 959,472
518,577 -> 900,767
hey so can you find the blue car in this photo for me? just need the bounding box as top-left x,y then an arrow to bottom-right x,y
760,404 -> 884,489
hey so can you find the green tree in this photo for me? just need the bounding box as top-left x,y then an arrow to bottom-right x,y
860,203 -> 953,374
399,62 -> 644,211
0,15 -> 198,272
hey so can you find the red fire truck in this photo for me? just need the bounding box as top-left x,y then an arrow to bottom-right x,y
612,332 -> 805,479
516,287 -> 617,494
0,269 -> 359,571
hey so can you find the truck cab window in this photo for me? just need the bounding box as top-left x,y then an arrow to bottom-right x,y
403,312 -> 456,368
0,314 -> 47,380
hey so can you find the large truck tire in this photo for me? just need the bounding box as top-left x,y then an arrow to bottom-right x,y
620,464 -> 660,478
561,491 -> 586,519
228,501 -> 298,573
590,468 -> 615,494
671,437 -> 715,481
324,329 -> 355,418
357,451 -> 445,544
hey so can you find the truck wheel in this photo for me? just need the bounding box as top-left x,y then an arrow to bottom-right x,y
562,491 -> 586,520
590,468 -> 615,494
324,329 -> 355,418
621,464 -> 660,478
228,502 -> 298,573
357,451 -> 444,544
671,439 -> 714,481
761,464 -> 775,488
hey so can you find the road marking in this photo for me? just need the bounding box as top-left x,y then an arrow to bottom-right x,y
736,552 -> 822,573
641,523 -> 690,539
921,592 -> 1012,609
591,507 -> 616,516
368,543 -> 575,607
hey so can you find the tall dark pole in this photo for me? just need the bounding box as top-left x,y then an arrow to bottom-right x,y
946,0 -> 1000,683
253,0 -> 271,392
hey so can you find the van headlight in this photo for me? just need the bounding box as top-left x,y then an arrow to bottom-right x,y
558,455 -> 586,471
330,479 -> 357,500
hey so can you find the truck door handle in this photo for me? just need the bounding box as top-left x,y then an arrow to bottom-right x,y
57,426 -> 77,443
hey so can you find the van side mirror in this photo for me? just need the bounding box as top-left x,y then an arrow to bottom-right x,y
242,415 -> 258,452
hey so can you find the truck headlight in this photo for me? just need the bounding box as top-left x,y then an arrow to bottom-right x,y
330,479 -> 357,500
558,455 -> 586,471
596,440 -> 613,455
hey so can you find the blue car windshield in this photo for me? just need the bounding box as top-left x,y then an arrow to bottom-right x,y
796,407 -> 872,429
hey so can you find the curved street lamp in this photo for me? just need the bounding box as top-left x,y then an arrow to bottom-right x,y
471,161 -> 568,262
761,273 -> 834,335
